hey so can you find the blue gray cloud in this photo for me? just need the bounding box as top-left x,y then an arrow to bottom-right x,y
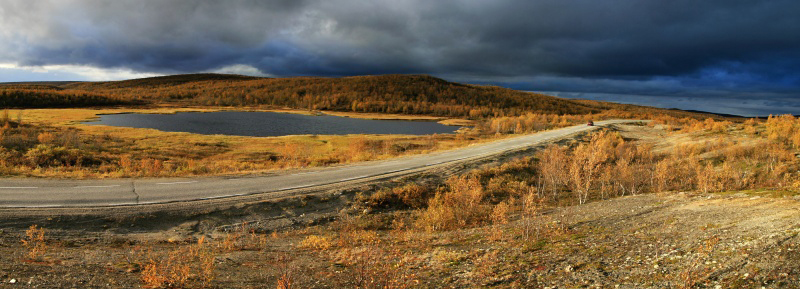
0,0 -> 798,115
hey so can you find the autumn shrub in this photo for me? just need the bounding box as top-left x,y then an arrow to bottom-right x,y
367,183 -> 433,209
21,225 -> 47,260
568,134 -> 613,204
330,245 -> 421,289
742,118 -> 759,135
766,115 -> 796,144
393,183 -> 433,208
139,237 -> 216,288
653,159 -> 678,192
485,175 -> 527,198
347,136 -> 376,161
491,199 -> 514,225
339,230 -> 381,247
276,273 -> 293,289
535,119 -> 800,201
298,235 -> 333,250
679,236 -> 720,289
766,114 -> 800,149
695,163 -> 721,193
537,145 -> 569,198
24,144 -> 87,167
1,110 -> 9,125
0,129 -> 36,151
415,175 -> 490,231
520,191 -> 544,240
36,132 -> 55,144
216,223 -> 267,252
479,112 -> 604,134
391,118 -> 800,246
218,232 -> 238,252
278,142 -> 310,167
611,146 -> 655,197
364,188 -> 394,208
545,131 -> 624,203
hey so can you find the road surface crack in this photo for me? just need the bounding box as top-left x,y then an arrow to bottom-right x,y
131,182 -> 140,204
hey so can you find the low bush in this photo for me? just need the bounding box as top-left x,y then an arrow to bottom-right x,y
415,176 -> 490,231
297,235 -> 333,250
139,237 -> 216,288
21,225 -> 47,260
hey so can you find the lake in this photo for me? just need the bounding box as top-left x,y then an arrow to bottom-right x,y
84,111 -> 460,136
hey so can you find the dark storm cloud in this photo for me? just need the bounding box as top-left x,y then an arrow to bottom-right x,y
1,0 -> 310,71
0,0 -> 799,111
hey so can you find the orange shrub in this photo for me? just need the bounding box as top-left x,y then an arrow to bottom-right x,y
415,175 -> 490,231
21,225 -> 47,260
140,237 -> 216,288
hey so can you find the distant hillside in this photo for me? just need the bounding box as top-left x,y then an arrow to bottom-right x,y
0,89 -> 135,108
0,81 -> 80,88
0,73 -> 730,120
65,73 -> 259,89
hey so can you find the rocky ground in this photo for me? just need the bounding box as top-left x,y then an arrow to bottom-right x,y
1,191 -> 799,288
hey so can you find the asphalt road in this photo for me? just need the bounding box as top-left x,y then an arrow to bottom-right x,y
0,120 -> 636,208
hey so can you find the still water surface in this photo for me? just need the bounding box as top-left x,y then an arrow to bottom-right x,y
85,111 -> 459,136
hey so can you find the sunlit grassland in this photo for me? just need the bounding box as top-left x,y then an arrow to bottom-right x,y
5,107 -> 314,125
0,108 -> 496,178
319,110 -> 475,126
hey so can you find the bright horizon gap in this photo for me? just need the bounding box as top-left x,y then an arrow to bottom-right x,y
542,91 -> 800,118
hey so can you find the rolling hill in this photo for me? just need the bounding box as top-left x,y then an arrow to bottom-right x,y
1,73 -> 727,120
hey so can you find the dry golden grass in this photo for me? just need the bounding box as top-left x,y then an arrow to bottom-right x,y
437,118 -> 475,126
320,110 -> 443,121
3,107 -> 219,125
297,235 -> 334,250
320,111 -> 475,127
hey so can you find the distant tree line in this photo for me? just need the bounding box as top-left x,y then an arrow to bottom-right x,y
0,89 -> 134,108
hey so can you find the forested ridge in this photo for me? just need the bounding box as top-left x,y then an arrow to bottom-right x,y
0,89 -> 135,108
2,73 -> 720,119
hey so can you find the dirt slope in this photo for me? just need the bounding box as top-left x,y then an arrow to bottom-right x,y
530,193 -> 800,288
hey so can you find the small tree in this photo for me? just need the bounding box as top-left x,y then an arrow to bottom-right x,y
568,132 -> 614,204
536,145 -> 569,199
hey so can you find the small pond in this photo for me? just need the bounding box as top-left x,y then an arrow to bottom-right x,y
84,111 -> 460,136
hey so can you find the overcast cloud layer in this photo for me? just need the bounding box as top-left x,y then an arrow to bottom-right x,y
1,0 -> 799,115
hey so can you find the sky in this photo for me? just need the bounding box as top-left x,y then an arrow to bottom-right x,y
0,0 -> 799,116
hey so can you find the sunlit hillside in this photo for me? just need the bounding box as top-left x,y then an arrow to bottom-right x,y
3,74 -> 722,120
